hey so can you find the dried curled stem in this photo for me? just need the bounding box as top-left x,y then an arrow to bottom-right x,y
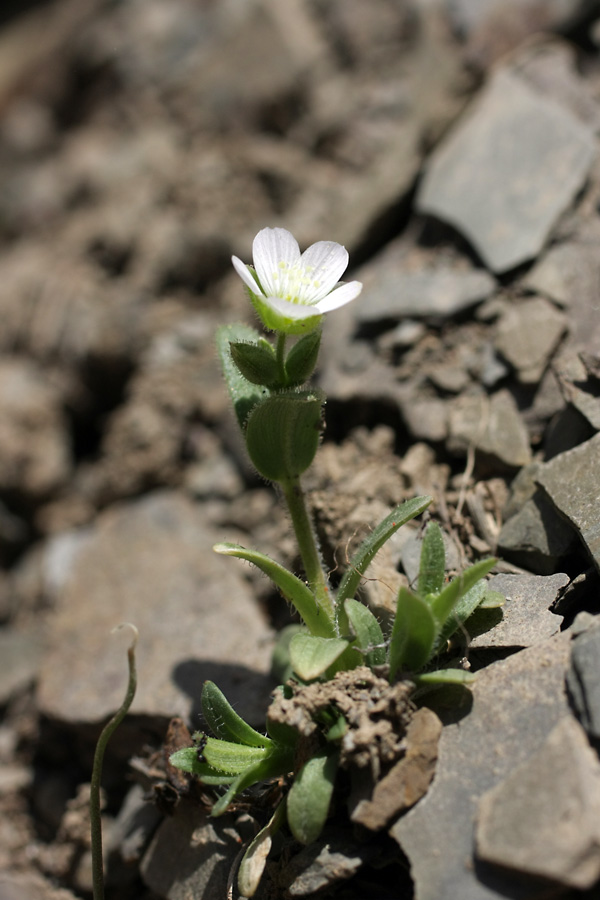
90,623 -> 138,900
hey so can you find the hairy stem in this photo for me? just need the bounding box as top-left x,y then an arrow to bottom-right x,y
280,476 -> 334,628
90,624 -> 138,900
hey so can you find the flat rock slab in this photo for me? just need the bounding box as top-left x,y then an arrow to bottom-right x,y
140,800 -> 241,899
417,67 -> 597,273
567,619 -> 600,741
536,432 -> 600,575
469,572 -> 567,649
391,631 -> 572,900
493,297 -> 567,384
498,491 -> 577,575
36,491 -> 273,725
355,242 -> 496,323
447,389 -> 531,470
476,716 -> 600,891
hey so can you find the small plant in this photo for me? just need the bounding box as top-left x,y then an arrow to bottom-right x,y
171,227 -> 503,895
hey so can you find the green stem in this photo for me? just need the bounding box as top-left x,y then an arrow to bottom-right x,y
275,332 -> 287,386
281,476 -> 334,629
90,624 -> 138,900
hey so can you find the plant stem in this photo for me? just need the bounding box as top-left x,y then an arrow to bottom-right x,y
90,624 -> 138,900
275,332 -> 287,386
281,476 -> 334,628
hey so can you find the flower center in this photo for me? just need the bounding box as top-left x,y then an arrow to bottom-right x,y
272,260 -> 321,305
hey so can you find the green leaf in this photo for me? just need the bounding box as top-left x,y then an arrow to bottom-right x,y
434,580 -> 487,651
413,668 -> 477,687
201,681 -> 272,748
271,624 -> 307,684
214,544 -> 335,637
202,737 -> 270,775
289,633 -> 351,681
168,748 -> 235,784
418,522 -> 446,597
480,588 -> 505,609
211,746 -> 294,817
229,339 -> 279,387
285,330 -> 321,386
237,801 -> 287,898
324,713 -> 348,742
335,496 -> 432,630
216,324 -> 269,431
287,749 -> 339,844
344,599 -> 386,667
389,587 -> 437,678
428,558 -> 497,628
245,390 -> 325,483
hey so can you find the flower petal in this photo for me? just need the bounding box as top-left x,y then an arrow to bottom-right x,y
253,228 -> 300,298
232,256 -> 265,296
315,280 -> 363,313
300,242 -> 349,303
262,295 -> 323,321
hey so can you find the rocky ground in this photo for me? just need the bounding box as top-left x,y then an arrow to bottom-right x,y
1,0 -> 600,898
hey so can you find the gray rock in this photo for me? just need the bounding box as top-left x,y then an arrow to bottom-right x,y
469,572 -> 567,649
140,800 -> 241,899
523,220 -> 600,351
0,873 -> 76,900
392,631 -> 572,900
494,297 -> 567,384
555,351 -> 600,432
567,620 -> 600,740
536,432 -> 600,574
399,395 -> 449,443
476,716 -> 600,891
447,390 -> 532,470
36,491 -> 273,726
0,359 -> 71,499
498,491 -> 577,575
356,242 -> 496,323
280,828 -> 380,897
0,629 -> 43,704
417,68 -> 597,273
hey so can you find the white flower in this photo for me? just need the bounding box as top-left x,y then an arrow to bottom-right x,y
232,227 -> 362,334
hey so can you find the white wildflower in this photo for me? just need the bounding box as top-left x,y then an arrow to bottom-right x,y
232,227 -> 362,334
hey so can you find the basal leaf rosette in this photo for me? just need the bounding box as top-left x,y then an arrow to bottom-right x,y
232,227 -> 362,335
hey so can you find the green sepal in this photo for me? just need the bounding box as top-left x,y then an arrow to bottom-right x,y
201,680 -> 272,748
284,330 -> 322,386
245,390 -> 325,483
344,599 -> 386,668
335,496 -> 432,631
211,746 -> 294,817
237,800 -> 287,898
247,285 -> 323,336
213,543 -> 335,637
389,587 -> 437,678
287,749 -> 339,844
216,324 -> 269,431
168,748 -> 235,784
229,339 -> 279,387
289,633 -> 351,681
418,522 -> 446,597
428,558 -> 497,628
